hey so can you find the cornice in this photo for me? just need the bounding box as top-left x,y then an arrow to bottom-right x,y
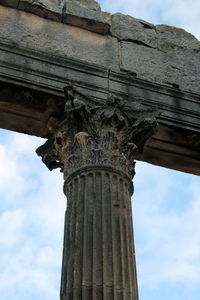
0,39 -> 199,133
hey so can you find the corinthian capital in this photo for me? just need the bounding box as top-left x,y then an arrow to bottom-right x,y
36,83 -> 158,179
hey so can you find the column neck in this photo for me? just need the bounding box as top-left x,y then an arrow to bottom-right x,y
64,165 -> 134,196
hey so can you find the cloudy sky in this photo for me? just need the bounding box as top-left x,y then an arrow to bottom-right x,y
0,1 -> 200,300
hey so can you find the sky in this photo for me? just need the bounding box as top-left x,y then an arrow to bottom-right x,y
0,1 -> 200,300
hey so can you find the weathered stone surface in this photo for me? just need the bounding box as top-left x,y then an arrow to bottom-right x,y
120,42 -> 171,84
120,39 -> 200,93
110,13 -> 200,93
0,0 -> 18,8
60,168 -> 138,300
0,6 -> 118,69
64,0 -> 111,34
72,0 -> 101,11
156,24 -> 200,51
0,0 -> 110,35
111,13 -> 157,48
18,0 -> 62,22
36,84 -> 158,176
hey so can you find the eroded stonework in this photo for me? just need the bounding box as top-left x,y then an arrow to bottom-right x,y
36,83 -> 158,178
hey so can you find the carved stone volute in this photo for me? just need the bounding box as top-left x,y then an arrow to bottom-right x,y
36,83 -> 158,179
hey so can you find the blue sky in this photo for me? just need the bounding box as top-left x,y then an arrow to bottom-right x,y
0,1 -> 200,300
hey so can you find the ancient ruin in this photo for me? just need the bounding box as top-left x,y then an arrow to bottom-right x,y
0,0 -> 199,299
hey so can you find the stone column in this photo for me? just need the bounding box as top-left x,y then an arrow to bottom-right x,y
60,166 -> 137,300
36,83 -> 158,300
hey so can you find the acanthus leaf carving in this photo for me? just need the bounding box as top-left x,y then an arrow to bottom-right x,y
36,83 -> 159,178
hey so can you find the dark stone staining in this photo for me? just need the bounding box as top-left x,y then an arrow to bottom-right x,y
137,124 -> 200,176
0,0 -> 19,8
0,82 -> 64,138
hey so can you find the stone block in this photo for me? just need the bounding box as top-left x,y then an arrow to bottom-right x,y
18,0 -> 62,22
157,24 -> 200,51
0,0 -> 18,8
120,41 -> 200,94
0,6 -> 118,69
63,0 -> 111,35
111,13 -> 157,48
120,41 -> 165,82
72,0 -> 101,11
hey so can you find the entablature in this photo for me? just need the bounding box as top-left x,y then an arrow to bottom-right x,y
0,48 -> 199,175
0,3 -> 199,176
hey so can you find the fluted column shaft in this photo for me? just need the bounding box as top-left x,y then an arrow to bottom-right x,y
60,166 -> 138,300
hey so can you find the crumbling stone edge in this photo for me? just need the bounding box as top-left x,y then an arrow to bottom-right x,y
0,0 -> 112,35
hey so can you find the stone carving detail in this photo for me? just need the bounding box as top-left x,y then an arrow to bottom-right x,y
185,133 -> 200,150
36,83 -> 158,178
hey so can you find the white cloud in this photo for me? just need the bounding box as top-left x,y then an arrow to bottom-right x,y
0,131 -> 65,300
0,209 -> 26,247
0,242 -> 59,300
0,132 -> 43,202
134,162 -> 200,289
100,0 -> 200,39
